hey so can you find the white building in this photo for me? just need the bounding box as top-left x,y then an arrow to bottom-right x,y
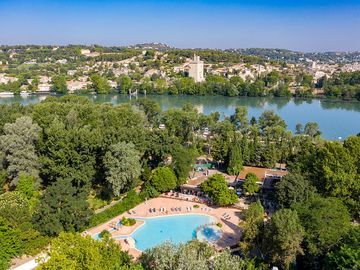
67,70 -> 77,76
56,59 -> 67,64
80,49 -> 91,55
37,83 -> 51,92
0,74 -> 18,84
66,80 -> 89,93
188,55 -> 205,83
108,80 -> 117,89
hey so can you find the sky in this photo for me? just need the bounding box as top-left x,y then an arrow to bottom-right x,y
0,0 -> 359,52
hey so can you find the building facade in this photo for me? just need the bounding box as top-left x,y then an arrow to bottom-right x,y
189,55 -> 205,82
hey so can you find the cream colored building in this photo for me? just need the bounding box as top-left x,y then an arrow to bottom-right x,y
188,54 -> 205,82
37,83 -> 51,92
66,80 -> 89,93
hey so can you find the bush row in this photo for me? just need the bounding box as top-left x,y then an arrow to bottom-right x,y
87,190 -> 144,228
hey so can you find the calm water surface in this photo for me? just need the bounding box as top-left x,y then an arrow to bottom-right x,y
119,214 -> 215,251
1,94 -> 360,140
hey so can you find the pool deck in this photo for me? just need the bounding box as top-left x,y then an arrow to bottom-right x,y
87,197 -> 243,258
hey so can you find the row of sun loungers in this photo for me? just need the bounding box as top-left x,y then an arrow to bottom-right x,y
147,206 -> 214,214
170,207 -> 182,212
127,210 -> 136,215
222,213 -> 231,220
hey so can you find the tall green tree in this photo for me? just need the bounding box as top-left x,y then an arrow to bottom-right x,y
325,226 -> 360,270
275,174 -> 316,208
171,145 -> 196,183
51,75 -> 68,94
200,174 -> 238,206
294,197 -> 351,258
262,209 -> 304,270
149,167 -> 177,193
230,106 -> 248,131
117,75 -> 133,94
312,142 -> 360,217
104,142 -> 141,196
304,122 -> 321,138
134,98 -> 161,126
242,172 -> 260,195
37,232 -> 140,270
0,191 -> 31,229
90,74 -> 111,94
0,116 -> 40,186
140,240 -> 254,270
239,201 -> 264,256
258,110 -> 286,133
33,179 -> 92,236
0,217 -> 24,270
227,142 -> 243,177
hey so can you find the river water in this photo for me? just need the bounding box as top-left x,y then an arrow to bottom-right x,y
1,94 -> 360,140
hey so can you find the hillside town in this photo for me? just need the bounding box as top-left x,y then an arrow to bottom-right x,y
1,45 -> 360,100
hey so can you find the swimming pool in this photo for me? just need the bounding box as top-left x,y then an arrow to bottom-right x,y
114,214 -> 216,251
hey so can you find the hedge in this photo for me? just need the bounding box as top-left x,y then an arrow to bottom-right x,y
87,190 -> 144,228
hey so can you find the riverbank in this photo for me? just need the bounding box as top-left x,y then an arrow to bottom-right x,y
1,94 -> 359,139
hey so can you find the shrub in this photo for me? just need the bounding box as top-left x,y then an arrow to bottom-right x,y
121,217 -> 136,226
99,230 -> 111,241
88,190 -> 143,228
193,204 -> 200,208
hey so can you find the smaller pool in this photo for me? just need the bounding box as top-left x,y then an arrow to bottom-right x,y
196,225 -> 222,242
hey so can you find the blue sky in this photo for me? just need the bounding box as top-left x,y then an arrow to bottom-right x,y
0,0 -> 359,52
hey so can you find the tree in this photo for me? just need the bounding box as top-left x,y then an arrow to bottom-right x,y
343,135 -> 360,173
227,142 -> 243,177
295,123 -> 303,135
149,167 -> 177,193
275,174 -> 316,208
0,191 -> 31,229
258,110 -> 286,132
230,106 -> 248,131
242,172 -> 260,195
325,226 -> 360,270
240,201 -> 264,256
312,142 -> 360,218
90,74 -> 111,94
117,75 -> 133,94
37,232 -> 140,270
104,142 -> 141,196
140,240 -> 253,270
294,197 -> 351,257
51,75 -> 68,94
39,117 -> 100,189
0,116 -> 40,186
200,174 -> 238,206
211,249 -> 256,270
171,145 -> 196,183
304,122 -> 321,138
0,217 -> 24,270
15,173 -> 39,208
33,179 -> 92,236
262,209 -> 304,270
134,98 -> 161,126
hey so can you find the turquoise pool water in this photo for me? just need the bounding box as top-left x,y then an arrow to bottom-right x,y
197,225 -> 222,243
114,214 -> 216,251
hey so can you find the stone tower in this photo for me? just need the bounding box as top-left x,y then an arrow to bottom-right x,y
189,54 -> 205,82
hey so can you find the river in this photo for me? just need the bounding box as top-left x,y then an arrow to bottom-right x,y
1,94 -> 360,140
